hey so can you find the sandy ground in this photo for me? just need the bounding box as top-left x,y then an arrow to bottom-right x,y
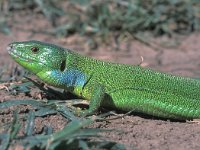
1,11 -> 200,150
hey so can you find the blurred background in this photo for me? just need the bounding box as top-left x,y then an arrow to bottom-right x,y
1,0 -> 200,37
1,0 -> 200,74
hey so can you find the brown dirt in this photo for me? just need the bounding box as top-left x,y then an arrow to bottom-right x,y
1,11 -> 200,150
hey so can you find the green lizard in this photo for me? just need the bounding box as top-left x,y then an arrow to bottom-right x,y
7,40 -> 200,120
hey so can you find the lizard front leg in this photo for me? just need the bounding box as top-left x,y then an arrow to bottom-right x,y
79,83 -> 106,116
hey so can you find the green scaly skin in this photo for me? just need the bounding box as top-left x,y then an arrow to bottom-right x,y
7,40 -> 200,120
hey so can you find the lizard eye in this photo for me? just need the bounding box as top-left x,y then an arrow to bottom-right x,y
31,47 -> 39,53
60,60 -> 66,72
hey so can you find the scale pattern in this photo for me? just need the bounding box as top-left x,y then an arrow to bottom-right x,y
8,40 -> 200,120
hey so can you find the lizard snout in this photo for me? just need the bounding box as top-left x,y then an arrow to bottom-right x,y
7,43 -> 13,51
7,43 -> 15,53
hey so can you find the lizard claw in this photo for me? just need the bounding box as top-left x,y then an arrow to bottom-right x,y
73,108 -> 95,117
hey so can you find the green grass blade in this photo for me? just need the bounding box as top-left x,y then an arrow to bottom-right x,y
0,134 -> 10,150
55,104 -> 79,121
34,108 -> 57,117
25,111 -> 35,136
79,140 -> 90,150
0,100 -> 46,109
9,111 -> 21,140
49,119 -> 93,144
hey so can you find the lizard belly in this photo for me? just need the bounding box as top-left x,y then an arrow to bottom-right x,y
103,89 -> 200,119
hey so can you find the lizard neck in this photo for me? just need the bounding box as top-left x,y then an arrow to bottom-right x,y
36,68 -> 87,95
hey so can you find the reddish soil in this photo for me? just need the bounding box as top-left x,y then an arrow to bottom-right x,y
1,11 -> 200,150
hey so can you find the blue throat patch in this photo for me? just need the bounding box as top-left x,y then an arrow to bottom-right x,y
50,68 -> 87,90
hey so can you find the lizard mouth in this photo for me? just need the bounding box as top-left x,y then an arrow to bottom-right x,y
7,44 -> 31,63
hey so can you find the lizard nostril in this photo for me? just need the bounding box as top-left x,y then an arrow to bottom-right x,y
7,43 -> 14,52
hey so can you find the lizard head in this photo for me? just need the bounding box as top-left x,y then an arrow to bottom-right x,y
7,40 -> 70,86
